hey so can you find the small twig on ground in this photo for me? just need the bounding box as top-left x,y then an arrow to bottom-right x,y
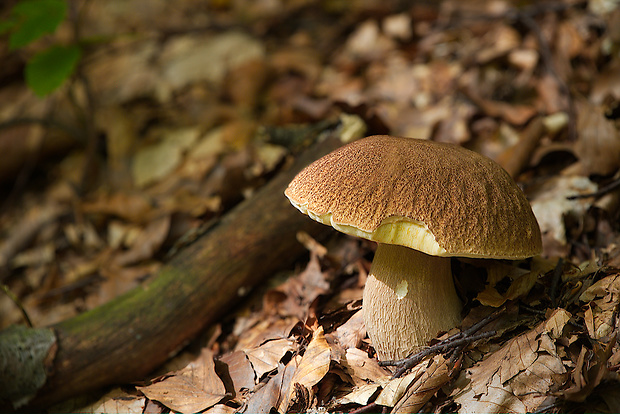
1,284 -> 33,327
567,177 -> 620,200
379,307 -> 506,378
549,258 -> 565,307
348,402 -> 385,414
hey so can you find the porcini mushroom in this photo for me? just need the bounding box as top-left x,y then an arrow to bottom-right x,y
285,135 -> 542,361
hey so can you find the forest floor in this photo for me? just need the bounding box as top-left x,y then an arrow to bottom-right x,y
1,0 -> 620,413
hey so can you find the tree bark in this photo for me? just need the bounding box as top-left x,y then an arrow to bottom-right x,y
1,132 -> 346,411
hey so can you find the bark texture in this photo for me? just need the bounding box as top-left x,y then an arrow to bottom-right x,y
0,132 -> 345,411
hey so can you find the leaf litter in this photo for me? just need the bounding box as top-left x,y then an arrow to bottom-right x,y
0,0 -> 619,413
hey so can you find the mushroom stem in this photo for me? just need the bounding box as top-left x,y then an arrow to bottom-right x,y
363,243 -> 462,361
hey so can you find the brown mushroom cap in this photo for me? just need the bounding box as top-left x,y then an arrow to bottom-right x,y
285,135 -> 542,259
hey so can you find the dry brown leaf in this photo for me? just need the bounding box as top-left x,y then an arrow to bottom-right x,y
453,309 -> 571,413
81,192 -> 156,224
476,25 -> 521,64
334,310 -> 367,351
530,175 -> 597,251
579,273 -> 620,339
0,203 -> 66,268
132,128 -> 200,188
84,40 -> 160,105
234,316 -> 299,352
375,365 -> 426,407
342,347 -> 391,387
159,32 -> 265,93
291,327 -> 331,389
336,383 -> 382,406
77,388 -> 146,414
475,286 -> 507,307
243,362 -> 296,414
392,355 -> 455,414
564,334 -> 617,402
591,58 -> 620,104
137,348 -> 226,413
113,215 -> 170,267
220,351 -> 256,394
576,100 -> 620,176
269,252 -> 330,320
246,338 -> 295,380
279,326 -> 331,412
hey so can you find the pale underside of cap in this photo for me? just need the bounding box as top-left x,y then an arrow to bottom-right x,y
285,135 -> 542,259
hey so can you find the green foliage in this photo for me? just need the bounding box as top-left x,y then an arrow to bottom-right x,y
25,45 -> 81,97
5,0 -> 67,50
1,0 -> 81,96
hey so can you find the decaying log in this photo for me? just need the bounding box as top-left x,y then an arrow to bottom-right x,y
0,131 -> 348,411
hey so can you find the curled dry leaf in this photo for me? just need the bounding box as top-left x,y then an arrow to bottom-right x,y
220,350 -> 256,395
530,174 -> 598,254
81,192 -> 156,224
564,333 -> 617,402
246,338 -> 295,381
279,326 -> 332,412
452,309 -> 571,413
76,388 -> 146,414
243,362 -> 296,414
137,348 -> 227,413
579,273 -> 620,340
576,100 -> 620,176
375,363 -> 428,407
342,347 -> 391,387
112,215 -> 170,267
392,355 -> 456,414
336,383 -> 382,406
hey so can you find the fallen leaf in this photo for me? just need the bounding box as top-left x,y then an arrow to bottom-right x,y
392,355 -> 455,414
246,338 -> 295,380
279,326 -> 331,412
576,100 -> 620,176
220,350 -> 256,394
375,366 -> 425,407
336,383 -> 382,406
137,348 -> 227,413
77,388 -> 146,414
342,347 -> 391,386
243,362 -> 295,414
333,309 -> 367,350
564,333 -> 617,402
112,215 -> 170,267
452,309 -> 571,413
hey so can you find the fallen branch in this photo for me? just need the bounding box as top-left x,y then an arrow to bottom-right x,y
380,307 -> 506,378
0,130 -> 348,411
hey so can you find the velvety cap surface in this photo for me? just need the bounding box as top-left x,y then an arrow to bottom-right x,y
285,135 -> 542,259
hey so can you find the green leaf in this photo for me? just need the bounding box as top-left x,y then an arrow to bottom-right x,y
9,0 -> 67,50
0,19 -> 16,35
25,44 -> 81,96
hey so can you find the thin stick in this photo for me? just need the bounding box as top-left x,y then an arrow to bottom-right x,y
1,284 -> 33,328
567,177 -> 620,200
380,307 -> 506,378
550,258 -> 564,307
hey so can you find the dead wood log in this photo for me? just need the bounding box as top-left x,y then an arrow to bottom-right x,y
0,131 -> 347,411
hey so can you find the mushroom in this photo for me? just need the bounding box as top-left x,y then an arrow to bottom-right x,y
285,135 -> 542,361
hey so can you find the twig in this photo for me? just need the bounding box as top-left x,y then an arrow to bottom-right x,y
549,258 -> 564,307
1,284 -> 33,328
348,402 -> 384,414
380,307 -> 506,378
567,177 -> 620,200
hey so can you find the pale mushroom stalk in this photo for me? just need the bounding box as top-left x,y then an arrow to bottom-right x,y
363,244 -> 461,361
